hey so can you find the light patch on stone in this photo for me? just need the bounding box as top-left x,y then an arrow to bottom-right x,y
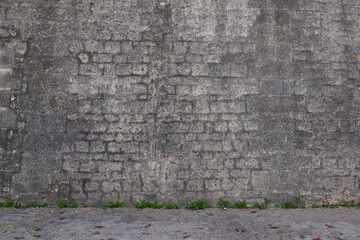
132,65 -> 148,75
172,1 -> 217,41
193,85 -> 207,95
172,1 -> 259,41
78,53 -> 89,63
225,8 -> 260,38
0,68 -> 12,75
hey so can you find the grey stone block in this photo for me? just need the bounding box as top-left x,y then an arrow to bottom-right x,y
0,109 -> 17,129
0,69 -> 21,90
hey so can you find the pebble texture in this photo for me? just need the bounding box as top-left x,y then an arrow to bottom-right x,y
0,0 -> 359,205
1,208 -> 360,240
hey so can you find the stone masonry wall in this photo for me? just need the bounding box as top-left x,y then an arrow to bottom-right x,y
0,0 -> 359,206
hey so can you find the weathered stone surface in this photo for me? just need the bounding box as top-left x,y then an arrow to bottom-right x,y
0,0 -> 359,206
0,108 -> 17,129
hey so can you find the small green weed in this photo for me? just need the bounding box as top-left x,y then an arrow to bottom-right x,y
58,200 -> 68,208
341,200 -> 356,208
70,198 -> 78,208
185,200 -> 211,210
58,199 -> 78,209
165,204 -> 181,209
151,201 -> 164,209
233,200 -> 248,209
4,199 -> 14,208
103,200 -> 125,209
252,202 -> 266,210
251,198 -> 268,210
217,198 -> 233,208
25,203 -> 47,208
217,199 -> 249,209
1,199 -> 21,208
134,200 -> 164,209
312,200 -> 360,209
108,200 -> 125,208
134,200 -> 151,209
276,197 -> 305,209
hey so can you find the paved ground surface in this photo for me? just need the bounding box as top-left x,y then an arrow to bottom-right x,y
0,208 -> 359,240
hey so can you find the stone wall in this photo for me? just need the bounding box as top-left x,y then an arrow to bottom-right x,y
0,0 -> 359,206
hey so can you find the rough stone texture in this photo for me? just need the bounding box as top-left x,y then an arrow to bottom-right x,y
1,208 -> 360,240
0,0 -> 359,206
